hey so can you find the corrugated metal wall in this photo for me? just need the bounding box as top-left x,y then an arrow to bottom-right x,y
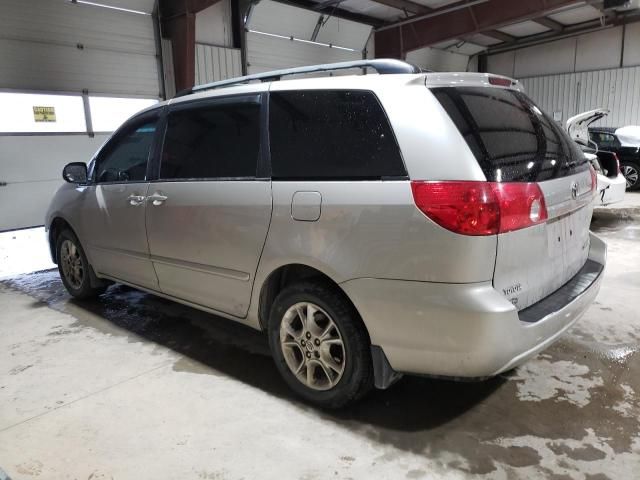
194,44 -> 242,85
162,38 -> 176,99
488,25 -> 640,78
521,66 -> 640,128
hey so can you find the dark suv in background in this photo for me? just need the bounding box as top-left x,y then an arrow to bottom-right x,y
590,127 -> 640,190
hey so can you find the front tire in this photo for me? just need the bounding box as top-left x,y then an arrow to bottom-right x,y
268,281 -> 373,409
621,161 -> 640,191
56,229 -> 106,299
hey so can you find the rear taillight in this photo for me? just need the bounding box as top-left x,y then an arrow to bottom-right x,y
589,165 -> 598,192
494,183 -> 548,232
411,181 -> 548,236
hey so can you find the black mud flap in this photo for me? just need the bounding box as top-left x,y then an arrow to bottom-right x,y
371,345 -> 403,389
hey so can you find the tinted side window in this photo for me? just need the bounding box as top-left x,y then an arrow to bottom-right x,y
269,90 -> 405,179
160,102 -> 260,179
433,87 -> 587,182
96,121 -> 157,183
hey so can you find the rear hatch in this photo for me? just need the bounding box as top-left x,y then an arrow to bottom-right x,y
566,108 -> 609,147
432,84 -> 594,310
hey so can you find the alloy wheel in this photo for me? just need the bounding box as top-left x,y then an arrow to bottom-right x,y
623,165 -> 639,189
279,302 -> 346,391
60,239 -> 84,290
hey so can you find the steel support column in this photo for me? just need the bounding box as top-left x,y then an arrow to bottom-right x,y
159,0 -> 222,92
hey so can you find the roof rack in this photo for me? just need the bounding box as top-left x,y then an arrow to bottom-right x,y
176,59 -> 421,97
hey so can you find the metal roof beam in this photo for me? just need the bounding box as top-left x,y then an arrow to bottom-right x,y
374,0 -> 579,58
367,0 -> 430,15
275,0 -> 384,26
482,29 -> 516,42
532,16 -> 564,31
487,11 -> 640,54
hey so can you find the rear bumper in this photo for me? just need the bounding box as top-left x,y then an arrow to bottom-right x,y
597,173 -> 626,205
341,232 -> 606,379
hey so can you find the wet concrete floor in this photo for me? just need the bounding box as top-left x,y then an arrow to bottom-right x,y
0,216 -> 639,479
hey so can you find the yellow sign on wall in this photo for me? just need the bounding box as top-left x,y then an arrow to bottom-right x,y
33,106 -> 56,122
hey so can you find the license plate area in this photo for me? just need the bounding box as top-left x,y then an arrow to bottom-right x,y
546,206 -> 591,260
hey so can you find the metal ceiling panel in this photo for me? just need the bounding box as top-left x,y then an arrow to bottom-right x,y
548,4 -> 603,25
335,0 -> 404,21
465,33 -> 502,46
411,0 -> 462,7
447,42 -> 487,55
431,39 -> 460,49
497,20 -> 551,37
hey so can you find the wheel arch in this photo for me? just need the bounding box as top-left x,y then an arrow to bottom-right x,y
48,217 -> 79,264
257,263 -> 369,340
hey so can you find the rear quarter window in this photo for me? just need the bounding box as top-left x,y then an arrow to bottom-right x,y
433,87 -> 587,182
269,90 -> 406,180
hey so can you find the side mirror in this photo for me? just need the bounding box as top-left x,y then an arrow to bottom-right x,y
62,162 -> 88,184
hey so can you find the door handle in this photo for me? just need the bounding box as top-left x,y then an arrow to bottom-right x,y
128,194 -> 145,206
148,193 -> 168,206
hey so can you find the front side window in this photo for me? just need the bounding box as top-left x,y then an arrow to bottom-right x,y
95,120 -> 157,183
269,90 -> 406,179
160,102 -> 260,180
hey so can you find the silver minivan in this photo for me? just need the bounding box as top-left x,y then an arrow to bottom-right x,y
46,60 -> 606,408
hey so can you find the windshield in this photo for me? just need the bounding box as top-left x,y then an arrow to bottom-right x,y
433,87 -> 588,182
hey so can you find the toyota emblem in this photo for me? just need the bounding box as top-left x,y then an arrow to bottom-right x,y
570,181 -> 578,200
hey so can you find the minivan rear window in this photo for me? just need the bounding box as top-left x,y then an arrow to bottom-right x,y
269,90 -> 406,180
432,87 -> 588,182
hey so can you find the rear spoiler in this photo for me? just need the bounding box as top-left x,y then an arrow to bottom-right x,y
424,72 -> 522,91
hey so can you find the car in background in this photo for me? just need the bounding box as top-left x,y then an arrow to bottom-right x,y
589,125 -> 640,191
567,109 -> 626,205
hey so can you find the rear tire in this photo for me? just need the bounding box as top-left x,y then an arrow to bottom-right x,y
268,281 -> 374,409
621,161 -> 640,191
56,229 -> 107,299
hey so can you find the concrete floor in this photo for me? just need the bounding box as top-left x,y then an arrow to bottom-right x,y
1,216 -> 639,479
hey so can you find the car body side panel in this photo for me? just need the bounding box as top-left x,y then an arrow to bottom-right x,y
45,183 -> 91,260
618,147 -> 640,164
245,180 -> 498,328
145,180 -> 272,318
80,182 -> 159,290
